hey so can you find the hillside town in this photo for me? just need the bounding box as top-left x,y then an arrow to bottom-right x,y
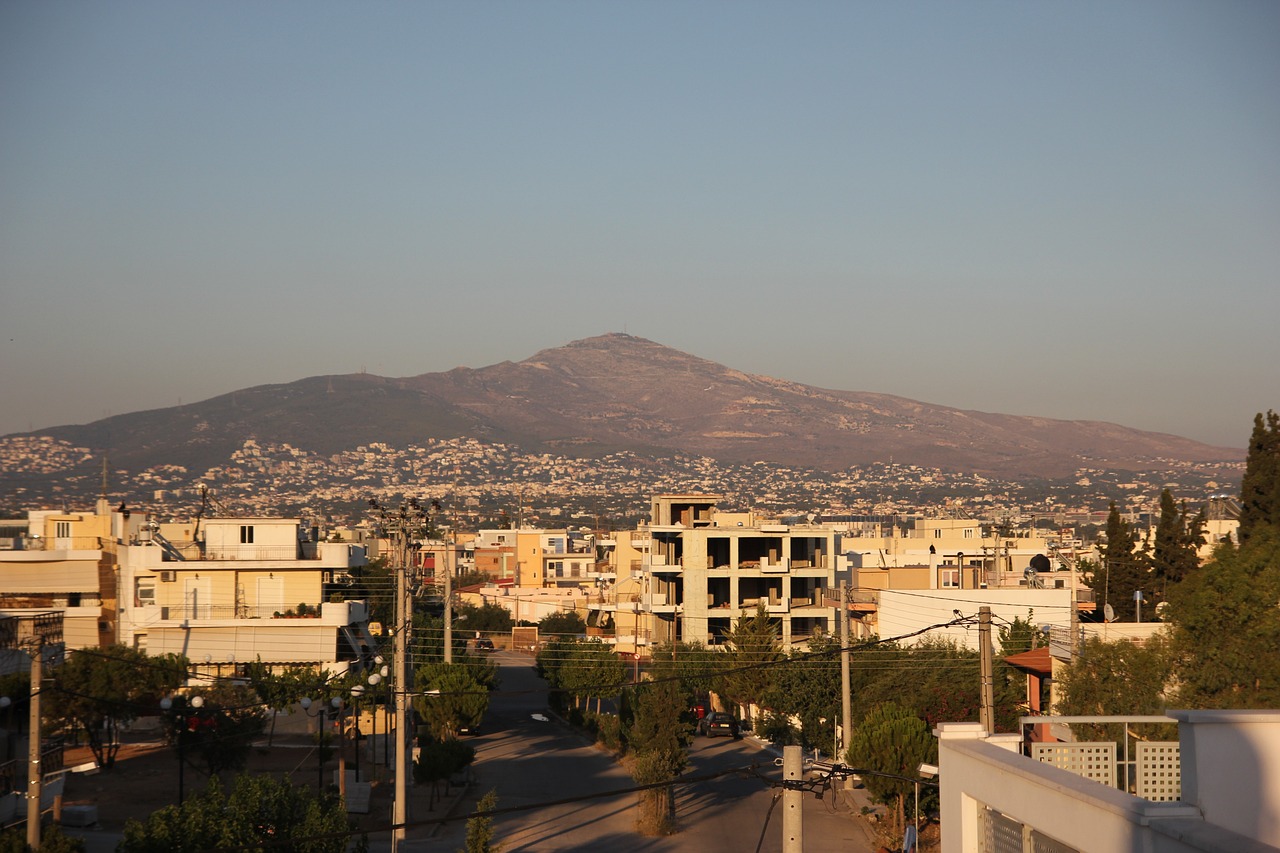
1,410 -> 1276,851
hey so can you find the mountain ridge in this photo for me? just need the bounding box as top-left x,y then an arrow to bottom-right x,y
8,333 -> 1242,479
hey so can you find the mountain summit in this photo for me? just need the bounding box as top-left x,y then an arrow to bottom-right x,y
22,333 -> 1240,478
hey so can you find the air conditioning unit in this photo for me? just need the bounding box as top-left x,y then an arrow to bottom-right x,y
159,571 -> 176,583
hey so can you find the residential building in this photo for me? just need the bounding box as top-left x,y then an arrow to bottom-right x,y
622,495 -> 845,649
116,516 -> 375,677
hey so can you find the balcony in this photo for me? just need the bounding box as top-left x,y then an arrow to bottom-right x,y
644,556 -> 682,574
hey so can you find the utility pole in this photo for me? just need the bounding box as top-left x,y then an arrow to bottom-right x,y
443,528 -> 453,665
370,498 -> 428,853
393,521 -> 410,852
782,744 -> 803,853
839,580 -> 852,764
26,640 -> 42,850
979,606 -> 994,734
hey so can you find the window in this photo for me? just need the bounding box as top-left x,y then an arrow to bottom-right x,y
940,568 -> 960,588
964,528 -> 975,539
56,521 -> 71,538
933,529 -> 942,539
136,579 -> 156,606
240,525 -> 254,544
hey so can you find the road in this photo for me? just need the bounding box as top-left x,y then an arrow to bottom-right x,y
404,651 -> 876,853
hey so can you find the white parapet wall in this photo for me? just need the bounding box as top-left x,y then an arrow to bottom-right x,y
936,715 -> 1280,853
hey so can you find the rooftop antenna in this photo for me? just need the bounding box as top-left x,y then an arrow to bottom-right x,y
101,456 -> 109,501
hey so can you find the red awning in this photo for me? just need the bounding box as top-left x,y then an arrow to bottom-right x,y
1003,646 -> 1053,676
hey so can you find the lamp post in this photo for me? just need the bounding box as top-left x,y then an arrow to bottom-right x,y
301,696 -> 342,795
914,762 -> 938,852
160,695 -> 205,805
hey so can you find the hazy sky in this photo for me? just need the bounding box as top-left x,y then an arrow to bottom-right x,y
2,1 -> 1276,449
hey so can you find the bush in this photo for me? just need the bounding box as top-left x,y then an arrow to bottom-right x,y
758,712 -> 798,746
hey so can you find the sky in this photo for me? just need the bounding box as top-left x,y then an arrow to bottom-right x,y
2,1 -> 1276,450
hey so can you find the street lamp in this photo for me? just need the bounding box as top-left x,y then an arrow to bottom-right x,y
301,696 -> 343,795
352,669 -> 384,781
913,762 -> 938,852
160,694 -> 204,805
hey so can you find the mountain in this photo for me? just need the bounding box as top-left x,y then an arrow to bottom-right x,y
14,333 -> 1241,478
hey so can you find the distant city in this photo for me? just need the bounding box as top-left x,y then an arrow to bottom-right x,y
0,433 -> 1241,531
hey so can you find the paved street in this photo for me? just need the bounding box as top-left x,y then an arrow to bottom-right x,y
398,651 -> 876,853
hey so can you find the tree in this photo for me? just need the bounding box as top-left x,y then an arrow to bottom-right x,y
461,789 -> 501,853
414,737 -> 476,808
45,645 -> 187,769
1085,503 -> 1150,622
1165,527 -> 1280,709
845,702 -> 935,840
1055,635 -> 1174,743
624,680 -> 692,835
117,773 -> 365,853
245,661 -> 311,746
164,681 -> 268,779
538,610 -> 586,637
559,640 -> 625,713
1239,410 -> 1280,544
762,634 -> 840,753
1150,488 -> 1206,601
0,825 -> 84,853
415,664 -> 489,740
720,604 -> 783,726
453,601 -> 514,634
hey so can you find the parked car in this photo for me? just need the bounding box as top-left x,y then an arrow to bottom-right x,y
697,712 -> 740,739
474,637 -> 495,652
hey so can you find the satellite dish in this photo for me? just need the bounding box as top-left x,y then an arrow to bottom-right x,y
1104,603 -> 1115,622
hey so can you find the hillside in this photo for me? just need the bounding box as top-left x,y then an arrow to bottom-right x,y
13,333 -> 1241,479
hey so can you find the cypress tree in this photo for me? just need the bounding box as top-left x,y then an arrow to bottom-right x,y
1239,410 -> 1280,543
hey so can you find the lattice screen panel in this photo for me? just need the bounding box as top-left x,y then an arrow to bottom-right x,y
1135,741 -> 1181,801
1032,742 -> 1117,787
981,807 -> 1025,853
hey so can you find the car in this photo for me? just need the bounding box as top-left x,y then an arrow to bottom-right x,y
474,638 -> 495,652
697,712 -> 740,739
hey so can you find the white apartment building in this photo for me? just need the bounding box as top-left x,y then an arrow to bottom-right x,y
116,516 -> 375,676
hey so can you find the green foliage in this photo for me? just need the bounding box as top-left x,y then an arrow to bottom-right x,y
454,601 -> 514,633
537,610 -> 586,636
46,645 -> 187,769
118,774 -> 365,853
1055,635 -> 1174,742
757,711 -> 799,746
1084,503 -> 1150,622
413,737 -> 476,786
164,681 -> 268,778
845,702 -> 935,836
762,634 -> 840,753
625,680 -> 691,838
414,664 -> 489,740
720,604 -> 783,719
1239,410 -> 1280,544
1166,528 -> 1280,708
625,679 -> 692,761
461,789 -> 501,853
536,637 -> 625,711
1150,488 -> 1206,599
647,642 -> 721,697
0,825 -> 84,853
